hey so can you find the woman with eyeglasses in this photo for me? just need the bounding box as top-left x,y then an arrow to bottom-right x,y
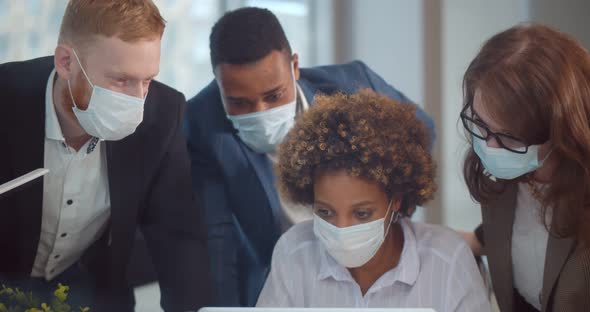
256,89 -> 490,311
459,24 -> 590,312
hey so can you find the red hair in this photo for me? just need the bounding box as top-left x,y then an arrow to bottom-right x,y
463,24 -> 590,246
59,0 -> 166,45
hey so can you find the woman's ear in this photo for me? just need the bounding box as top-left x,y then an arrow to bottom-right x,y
391,197 -> 402,213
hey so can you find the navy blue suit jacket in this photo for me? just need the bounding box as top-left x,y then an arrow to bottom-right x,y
183,61 -> 435,307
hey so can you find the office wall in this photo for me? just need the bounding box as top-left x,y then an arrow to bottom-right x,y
340,0 -> 590,230
440,0 -> 529,230
339,0 -> 425,105
529,0 -> 590,49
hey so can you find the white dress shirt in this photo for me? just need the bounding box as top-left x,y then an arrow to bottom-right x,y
512,182 -> 550,310
257,218 -> 491,311
30,69 -> 111,280
267,83 -> 313,227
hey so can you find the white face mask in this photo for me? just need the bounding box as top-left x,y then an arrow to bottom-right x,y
68,49 -> 145,141
225,64 -> 297,153
313,201 -> 398,268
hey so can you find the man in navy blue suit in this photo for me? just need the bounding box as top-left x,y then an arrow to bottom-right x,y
184,7 -> 435,307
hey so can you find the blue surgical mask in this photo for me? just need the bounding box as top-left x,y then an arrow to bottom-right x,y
227,101 -> 296,153
226,67 -> 297,153
473,134 -> 550,180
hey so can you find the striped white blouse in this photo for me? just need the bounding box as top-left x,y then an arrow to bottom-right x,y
256,218 -> 491,312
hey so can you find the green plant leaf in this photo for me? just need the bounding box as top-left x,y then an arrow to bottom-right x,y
0,287 -> 15,296
53,285 -> 69,303
50,297 -> 70,312
13,289 -> 28,306
41,303 -> 51,312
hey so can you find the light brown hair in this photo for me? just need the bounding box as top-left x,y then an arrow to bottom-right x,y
58,0 -> 166,46
463,24 -> 590,245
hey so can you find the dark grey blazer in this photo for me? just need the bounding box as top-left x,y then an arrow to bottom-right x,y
481,183 -> 590,312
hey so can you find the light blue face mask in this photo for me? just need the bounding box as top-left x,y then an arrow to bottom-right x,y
472,134 -> 550,180
225,68 -> 297,153
227,100 -> 297,153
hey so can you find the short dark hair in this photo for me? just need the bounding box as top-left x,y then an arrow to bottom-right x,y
209,7 -> 292,69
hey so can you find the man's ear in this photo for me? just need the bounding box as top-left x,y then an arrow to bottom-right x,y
292,53 -> 300,81
54,44 -> 75,81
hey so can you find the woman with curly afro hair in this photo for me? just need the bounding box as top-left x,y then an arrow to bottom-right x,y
256,89 -> 490,311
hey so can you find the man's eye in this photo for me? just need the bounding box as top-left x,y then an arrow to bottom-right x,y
113,78 -> 127,86
266,92 -> 283,102
229,101 -> 246,108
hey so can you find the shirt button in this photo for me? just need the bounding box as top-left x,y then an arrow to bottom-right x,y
60,233 -> 68,238
66,199 -> 73,205
54,254 -> 60,259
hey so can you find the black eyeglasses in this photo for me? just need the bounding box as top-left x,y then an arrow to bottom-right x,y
460,105 -> 529,154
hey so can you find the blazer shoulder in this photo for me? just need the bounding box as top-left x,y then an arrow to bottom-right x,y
141,80 -> 186,135
298,61 -> 377,97
300,60 -> 368,79
186,80 -> 221,115
0,57 -> 54,119
184,80 -> 230,135
0,56 -> 54,92
150,80 -> 185,101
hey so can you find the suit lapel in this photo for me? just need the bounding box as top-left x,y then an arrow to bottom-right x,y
11,103 -> 45,272
489,183 -> 577,312
237,78 -> 313,232
541,226 -> 576,310
296,79 -> 316,106
105,135 -> 142,268
9,60 -> 52,271
240,145 -> 282,231
214,133 -> 282,262
484,183 -> 518,312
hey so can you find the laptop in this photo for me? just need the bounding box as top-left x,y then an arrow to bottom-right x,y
199,308 -> 436,312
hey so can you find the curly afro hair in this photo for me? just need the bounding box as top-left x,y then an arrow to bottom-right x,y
276,89 -> 436,216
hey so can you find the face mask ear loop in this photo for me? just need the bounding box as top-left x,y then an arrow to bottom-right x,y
291,61 -> 299,116
539,147 -> 553,165
69,48 -> 94,110
71,48 -> 94,88
392,210 -> 400,224
383,199 -> 399,238
67,80 -> 80,110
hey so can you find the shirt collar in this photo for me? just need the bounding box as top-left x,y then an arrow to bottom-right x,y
45,69 -> 66,141
317,241 -> 352,282
296,82 -> 309,111
267,82 -> 308,161
317,218 -> 421,289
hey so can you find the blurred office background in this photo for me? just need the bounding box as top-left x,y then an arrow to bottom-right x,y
2,0 -> 589,310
